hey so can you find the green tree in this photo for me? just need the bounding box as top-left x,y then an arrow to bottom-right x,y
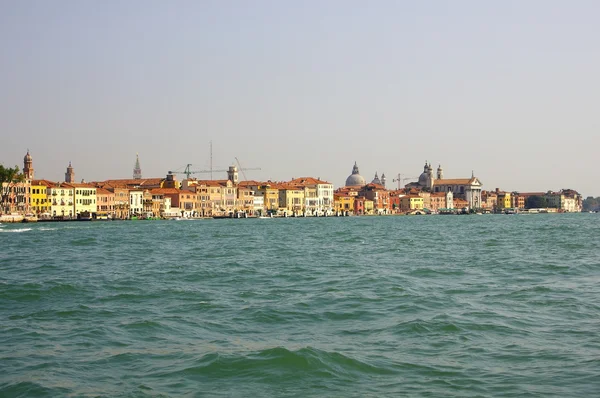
0,165 -> 25,213
582,197 -> 600,211
525,195 -> 547,209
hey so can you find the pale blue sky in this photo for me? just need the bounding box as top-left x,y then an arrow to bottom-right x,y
1,1 -> 598,195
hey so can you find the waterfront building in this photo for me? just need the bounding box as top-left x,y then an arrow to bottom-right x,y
429,192 -> 445,213
407,161 -> 483,209
189,179 -> 237,216
544,190 -> 582,212
453,198 -> 469,211
47,182 -> 74,218
360,183 -> 390,214
192,183 -> 214,217
252,194 -> 264,216
363,199 -> 374,215
221,179 -> 237,215
178,189 -> 200,217
111,187 -> 130,219
237,180 -> 270,216
129,189 -> 144,216
388,190 -> 405,213
1,150 -> 34,214
400,195 -> 424,211
258,183 -> 280,214
30,180 -> 52,215
418,191 -> 431,210
510,193 -> 526,210
289,177 -> 334,216
150,188 -> 180,217
96,188 -> 115,218
64,183 -> 97,217
278,183 -> 305,216
1,181 -> 30,214
142,190 -> 153,215
334,193 -> 355,215
481,190 -> 498,211
237,185 -> 256,215
496,191 -> 512,210
354,196 -> 366,215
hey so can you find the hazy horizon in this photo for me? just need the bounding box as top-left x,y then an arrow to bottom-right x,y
1,1 -> 599,196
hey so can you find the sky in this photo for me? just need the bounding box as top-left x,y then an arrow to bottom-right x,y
1,1 -> 599,196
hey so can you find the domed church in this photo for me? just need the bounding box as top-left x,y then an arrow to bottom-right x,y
345,162 -> 366,187
407,161 -> 482,209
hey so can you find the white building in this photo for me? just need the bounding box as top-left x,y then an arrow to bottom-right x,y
129,190 -> 144,216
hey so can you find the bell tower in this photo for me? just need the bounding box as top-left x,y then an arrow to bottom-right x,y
23,150 -> 34,180
65,162 -> 75,183
227,165 -> 239,185
133,154 -> 142,180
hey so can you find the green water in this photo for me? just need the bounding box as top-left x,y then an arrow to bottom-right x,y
1,215 -> 599,397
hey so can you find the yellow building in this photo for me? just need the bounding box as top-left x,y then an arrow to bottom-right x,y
400,195 -> 424,211
496,191 -> 511,210
258,184 -> 279,214
334,194 -> 355,215
64,183 -> 97,217
364,199 -> 374,215
48,183 -> 74,218
30,180 -> 52,215
278,184 -> 305,215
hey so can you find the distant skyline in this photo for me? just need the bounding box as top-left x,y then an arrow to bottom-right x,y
1,1 -> 599,196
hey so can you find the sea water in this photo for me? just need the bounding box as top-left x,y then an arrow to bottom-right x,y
1,214 -> 599,397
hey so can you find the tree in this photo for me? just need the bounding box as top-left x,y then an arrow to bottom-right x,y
525,195 -> 547,209
0,165 -> 25,213
583,197 -> 600,212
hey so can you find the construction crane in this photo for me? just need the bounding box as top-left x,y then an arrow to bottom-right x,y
392,174 -> 418,190
168,164 -> 213,179
234,157 -> 262,182
168,162 -> 261,180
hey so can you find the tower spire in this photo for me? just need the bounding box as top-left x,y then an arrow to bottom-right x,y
133,153 -> 142,180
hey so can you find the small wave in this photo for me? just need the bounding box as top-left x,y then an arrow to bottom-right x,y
392,319 -> 462,334
70,237 -> 97,246
121,320 -> 165,330
0,381 -> 69,397
0,228 -> 32,233
165,346 -> 395,381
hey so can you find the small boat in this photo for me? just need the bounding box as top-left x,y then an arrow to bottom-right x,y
78,211 -> 93,221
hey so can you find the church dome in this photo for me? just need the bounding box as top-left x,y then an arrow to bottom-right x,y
24,151 -> 32,162
418,172 -> 429,186
345,162 -> 366,186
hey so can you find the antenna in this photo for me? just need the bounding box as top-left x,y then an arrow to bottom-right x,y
210,140 -> 213,180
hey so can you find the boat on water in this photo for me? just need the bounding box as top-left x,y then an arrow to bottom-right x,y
22,214 -> 38,223
78,211 -> 93,221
